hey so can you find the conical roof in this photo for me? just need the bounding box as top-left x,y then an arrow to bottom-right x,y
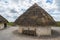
14,3 -> 56,26
0,15 -> 8,23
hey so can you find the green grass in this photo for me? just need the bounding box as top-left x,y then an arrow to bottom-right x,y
7,22 -> 15,26
56,22 -> 60,26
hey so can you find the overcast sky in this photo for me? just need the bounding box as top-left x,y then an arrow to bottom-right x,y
0,0 -> 60,22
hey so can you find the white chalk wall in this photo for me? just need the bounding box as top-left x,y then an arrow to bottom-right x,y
18,26 -> 51,35
0,24 -> 4,29
18,27 -> 23,33
36,27 -> 51,36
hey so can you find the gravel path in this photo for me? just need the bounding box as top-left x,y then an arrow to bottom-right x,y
0,26 -> 60,40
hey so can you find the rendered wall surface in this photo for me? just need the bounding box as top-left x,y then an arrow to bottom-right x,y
18,26 -> 51,36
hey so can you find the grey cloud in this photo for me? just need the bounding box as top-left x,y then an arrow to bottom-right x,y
46,0 -> 53,4
0,9 -> 5,13
13,16 -> 18,19
10,9 -> 18,13
57,8 -> 60,11
51,13 -> 60,15
12,0 -> 19,4
0,6 -> 6,13
55,0 -> 60,10
0,0 -> 8,4
4,1 -> 8,3
55,0 -> 60,5
21,8 -> 26,12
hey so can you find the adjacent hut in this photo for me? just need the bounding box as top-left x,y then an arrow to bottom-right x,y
0,15 -> 8,28
14,3 -> 56,36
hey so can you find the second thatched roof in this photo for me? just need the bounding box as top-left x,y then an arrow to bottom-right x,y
0,15 -> 8,23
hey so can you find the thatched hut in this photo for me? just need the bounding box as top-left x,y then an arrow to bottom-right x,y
14,3 -> 55,36
0,15 -> 8,28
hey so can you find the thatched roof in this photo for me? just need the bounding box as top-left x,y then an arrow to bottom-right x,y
0,15 -> 8,23
14,3 -> 56,26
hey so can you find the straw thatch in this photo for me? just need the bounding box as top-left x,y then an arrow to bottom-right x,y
14,3 -> 56,26
0,15 -> 8,23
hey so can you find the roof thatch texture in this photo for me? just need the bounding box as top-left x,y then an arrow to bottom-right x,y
14,3 -> 56,27
0,15 -> 8,23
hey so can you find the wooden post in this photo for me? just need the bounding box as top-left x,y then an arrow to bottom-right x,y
28,27 -> 29,30
34,28 -> 36,36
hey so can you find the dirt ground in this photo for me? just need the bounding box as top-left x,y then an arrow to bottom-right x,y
0,26 -> 60,40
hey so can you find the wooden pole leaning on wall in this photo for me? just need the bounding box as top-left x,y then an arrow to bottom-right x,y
34,28 -> 36,36
27,27 -> 30,34
28,27 -> 29,30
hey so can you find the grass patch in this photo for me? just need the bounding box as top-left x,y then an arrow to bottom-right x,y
56,22 -> 60,26
7,22 -> 15,26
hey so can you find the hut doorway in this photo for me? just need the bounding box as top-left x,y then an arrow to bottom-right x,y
4,23 -> 7,28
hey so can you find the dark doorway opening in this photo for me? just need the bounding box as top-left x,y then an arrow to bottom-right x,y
4,23 -> 7,28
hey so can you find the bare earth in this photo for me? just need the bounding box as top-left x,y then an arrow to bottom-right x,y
0,26 -> 60,40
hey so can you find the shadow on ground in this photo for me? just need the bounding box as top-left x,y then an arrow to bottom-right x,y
13,30 -> 60,39
0,27 -> 9,31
